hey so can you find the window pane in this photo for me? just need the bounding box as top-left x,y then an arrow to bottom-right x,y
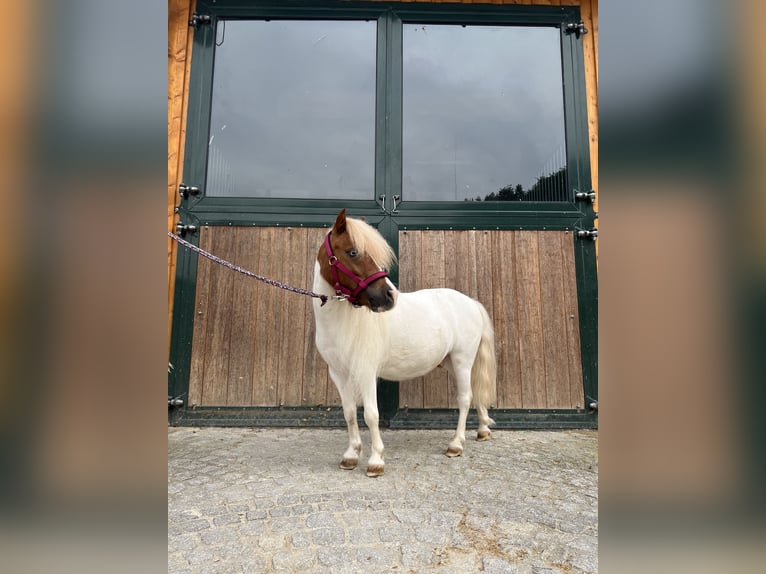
403,25 -> 567,202
206,20 -> 376,199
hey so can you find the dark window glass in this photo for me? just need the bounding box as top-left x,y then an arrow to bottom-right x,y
206,20 -> 377,199
402,25 -> 567,202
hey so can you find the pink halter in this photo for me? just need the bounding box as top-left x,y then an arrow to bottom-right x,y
324,232 -> 389,306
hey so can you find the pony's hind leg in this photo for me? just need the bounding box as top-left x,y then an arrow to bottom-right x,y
447,364 -> 472,458
334,374 -> 362,470
476,405 -> 495,441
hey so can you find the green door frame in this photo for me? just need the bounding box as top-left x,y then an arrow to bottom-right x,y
169,0 -> 597,429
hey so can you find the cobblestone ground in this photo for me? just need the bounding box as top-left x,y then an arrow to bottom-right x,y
168,427 -> 598,573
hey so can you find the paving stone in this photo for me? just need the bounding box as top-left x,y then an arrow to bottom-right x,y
347,526 -> 380,545
178,519 -> 210,533
306,510 -> 339,529
483,556 -> 518,574
356,546 -> 397,567
312,527 -> 346,546
272,548 -> 315,572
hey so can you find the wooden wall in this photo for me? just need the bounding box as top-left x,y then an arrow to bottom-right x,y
188,227 -> 583,410
398,230 -> 583,410
187,226 -> 338,407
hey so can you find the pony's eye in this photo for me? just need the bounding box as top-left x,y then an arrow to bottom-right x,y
347,249 -> 358,258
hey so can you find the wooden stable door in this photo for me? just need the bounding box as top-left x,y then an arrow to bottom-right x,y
398,229 -> 584,411
187,225 -> 336,409
184,225 -> 585,414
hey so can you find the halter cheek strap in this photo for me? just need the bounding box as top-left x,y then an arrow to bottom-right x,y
324,232 -> 389,305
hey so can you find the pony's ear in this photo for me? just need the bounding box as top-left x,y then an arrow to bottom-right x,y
333,209 -> 347,234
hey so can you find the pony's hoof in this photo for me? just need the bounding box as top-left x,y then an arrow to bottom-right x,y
339,458 -> 358,470
477,430 -> 491,442
366,465 -> 385,477
446,446 -> 463,458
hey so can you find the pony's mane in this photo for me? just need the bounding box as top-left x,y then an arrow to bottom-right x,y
345,217 -> 397,271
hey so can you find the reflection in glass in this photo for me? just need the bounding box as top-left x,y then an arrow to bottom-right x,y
403,25 -> 567,202
206,20 -> 376,199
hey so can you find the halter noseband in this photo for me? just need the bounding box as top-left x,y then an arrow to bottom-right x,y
324,231 -> 389,306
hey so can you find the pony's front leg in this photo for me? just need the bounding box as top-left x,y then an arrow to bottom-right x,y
361,383 -> 385,477
336,379 -> 362,470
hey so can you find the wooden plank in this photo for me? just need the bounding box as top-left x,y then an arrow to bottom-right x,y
491,231 -> 521,408
538,232 -> 573,408
251,227 -> 282,406
466,230 -> 479,298
581,0 -> 599,217
200,228 -> 235,405
474,230 -> 498,407
226,228 -> 260,406
447,231 -> 470,408
277,227 -> 309,406
397,230 -> 424,408
561,232 -> 584,408
515,231 -> 547,408
303,227 -> 330,405
188,227 -> 212,407
420,231 -> 450,408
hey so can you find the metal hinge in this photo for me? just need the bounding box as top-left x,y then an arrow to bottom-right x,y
189,12 -> 211,29
575,190 -> 596,204
168,396 -> 184,407
565,21 -> 588,38
179,183 -> 200,199
577,228 -> 598,241
176,222 -> 198,236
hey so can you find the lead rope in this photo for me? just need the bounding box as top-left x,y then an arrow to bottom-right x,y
168,231 -> 335,306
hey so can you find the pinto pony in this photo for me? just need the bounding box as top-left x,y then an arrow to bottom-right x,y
312,209 -> 496,477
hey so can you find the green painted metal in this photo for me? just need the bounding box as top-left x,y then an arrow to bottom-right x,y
168,406 -> 597,430
169,0 -> 597,428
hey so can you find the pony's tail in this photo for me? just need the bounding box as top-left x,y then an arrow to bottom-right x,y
471,301 -> 496,428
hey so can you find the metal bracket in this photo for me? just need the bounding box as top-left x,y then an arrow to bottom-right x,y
565,21 -> 588,38
176,222 -> 198,236
179,183 -> 200,200
577,228 -> 598,241
168,396 -> 184,407
575,190 -> 596,204
189,12 -> 211,29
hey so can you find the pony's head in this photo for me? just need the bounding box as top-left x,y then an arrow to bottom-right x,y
318,209 -> 398,312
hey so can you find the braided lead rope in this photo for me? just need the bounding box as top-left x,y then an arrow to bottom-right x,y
168,231 -> 336,306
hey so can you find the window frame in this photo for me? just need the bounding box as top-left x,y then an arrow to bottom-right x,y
182,0 -> 593,224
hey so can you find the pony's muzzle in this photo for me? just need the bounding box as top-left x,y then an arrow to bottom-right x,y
367,280 -> 398,313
